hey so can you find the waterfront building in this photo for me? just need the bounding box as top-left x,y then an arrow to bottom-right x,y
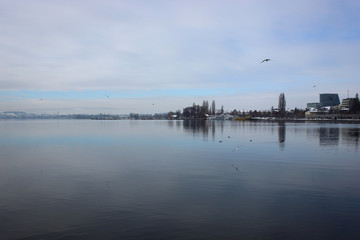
342,94 -> 359,108
342,98 -> 357,108
320,93 -> 340,107
341,93 -> 360,112
307,102 -> 321,109
306,93 -> 340,109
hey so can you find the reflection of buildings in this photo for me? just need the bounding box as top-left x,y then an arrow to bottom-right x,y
341,128 -> 360,149
319,127 -> 339,146
180,120 -> 359,150
307,126 -> 359,148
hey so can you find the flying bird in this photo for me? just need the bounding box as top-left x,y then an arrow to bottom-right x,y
313,85 -> 316,88
261,59 -> 271,63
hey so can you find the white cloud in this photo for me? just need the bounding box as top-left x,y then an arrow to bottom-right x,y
1,0 -> 359,113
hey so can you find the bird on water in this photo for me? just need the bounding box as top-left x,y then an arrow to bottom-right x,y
261,59 -> 271,63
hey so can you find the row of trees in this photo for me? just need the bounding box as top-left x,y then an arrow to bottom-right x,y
167,94 -> 306,119
182,100 -> 223,119
169,94 -> 288,119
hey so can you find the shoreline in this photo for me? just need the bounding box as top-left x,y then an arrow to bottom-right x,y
248,118 -> 360,124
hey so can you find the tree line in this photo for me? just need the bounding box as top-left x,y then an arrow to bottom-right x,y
167,100 -> 224,119
166,98 -> 308,120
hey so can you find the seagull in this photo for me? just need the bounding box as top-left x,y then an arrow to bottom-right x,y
313,85 -> 316,88
261,59 -> 271,63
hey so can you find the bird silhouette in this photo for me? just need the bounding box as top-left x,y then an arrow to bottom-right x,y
261,59 -> 271,63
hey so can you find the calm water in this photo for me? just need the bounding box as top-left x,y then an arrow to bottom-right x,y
1,120 -> 360,240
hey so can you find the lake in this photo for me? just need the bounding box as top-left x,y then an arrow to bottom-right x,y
1,120 -> 360,240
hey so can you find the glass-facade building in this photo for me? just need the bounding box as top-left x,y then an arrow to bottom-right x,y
320,93 -> 340,107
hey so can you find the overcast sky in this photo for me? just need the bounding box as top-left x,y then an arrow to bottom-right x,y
1,0 -> 359,114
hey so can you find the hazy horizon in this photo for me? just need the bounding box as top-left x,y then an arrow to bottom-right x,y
1,0 -> 360,114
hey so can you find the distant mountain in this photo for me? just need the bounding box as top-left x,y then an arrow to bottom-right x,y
2,111 -> 28,115
0,111 -> 36,119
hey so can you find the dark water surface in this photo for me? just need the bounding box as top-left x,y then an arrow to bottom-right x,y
1,120 -> 360,240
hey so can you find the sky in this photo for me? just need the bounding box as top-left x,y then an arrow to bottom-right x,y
1,0 -> 360,114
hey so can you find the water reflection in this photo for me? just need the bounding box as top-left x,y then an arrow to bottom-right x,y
341,128 -> 360,150
179,120 -> 360,151
278,122 -> 286,150
278,123 -> 286,143
181,120 -> 288,150
182,119 -> 217,140
1,120 -> 360,240
304,125 -> 360,149
320,127 -> 340,146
